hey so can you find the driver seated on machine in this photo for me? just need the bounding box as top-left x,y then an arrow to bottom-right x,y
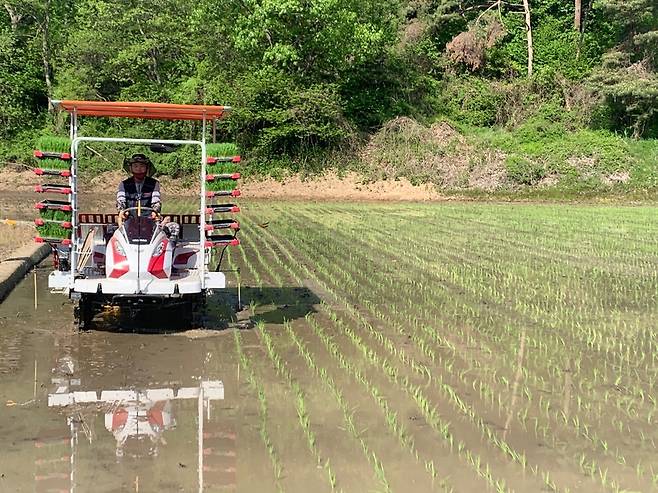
116,153 -> 179,240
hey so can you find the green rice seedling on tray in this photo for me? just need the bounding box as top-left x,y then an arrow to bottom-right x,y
206,142 -> 238,157
36,223 -> 71,239
207,162 -> 239,174
206,142 -> 240,192
36,158 -> 70,171
35,136 -> 71,170
38,209 -> 72,221
207,178 -> 239,192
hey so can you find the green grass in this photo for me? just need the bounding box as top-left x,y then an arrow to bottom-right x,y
358,116 -> 658,197
466,121 -> 658,191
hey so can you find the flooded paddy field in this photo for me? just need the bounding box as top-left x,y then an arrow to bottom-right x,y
1,201 -> 658,492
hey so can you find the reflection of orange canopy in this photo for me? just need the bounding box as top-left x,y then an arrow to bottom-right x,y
52,100 -> 230,121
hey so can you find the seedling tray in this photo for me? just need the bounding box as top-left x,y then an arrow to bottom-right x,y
204,219 -> 239,231
34,168 -> 71,177
35,183 -> 72,194
205,234 -> 240,247
206,190 -> 241,198
205,204 -> 240,214
35,237 -> 72,245
36,201 -> 73,221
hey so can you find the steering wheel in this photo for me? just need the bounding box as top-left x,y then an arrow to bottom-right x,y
118,206 -> 160,225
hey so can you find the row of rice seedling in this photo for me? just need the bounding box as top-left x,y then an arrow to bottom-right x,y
240,202 -> 656,490
384,208 -> 656,454
239,219 -> 455,490
237,223 -> 445,491
279,320 -> 395,492
255,321 -> 341,491
298,203 -> 656,426
272,203 -> 652,488
233,329 -> 285,492
236,216 -> 476,489
234,221 -> 492,491
374,203 -> 656,480
239,213 -> 530,493
248,212 -> 573,493
223,247 -> 344,492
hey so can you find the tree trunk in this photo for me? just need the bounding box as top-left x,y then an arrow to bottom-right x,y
40,0 -> 54,111
575,0 -> 582,32
522,0 -> 533,77
3,4 -> 22,31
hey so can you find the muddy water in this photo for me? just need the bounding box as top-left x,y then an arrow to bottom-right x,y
0,269 -> 269,493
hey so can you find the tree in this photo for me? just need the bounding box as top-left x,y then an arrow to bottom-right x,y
522,0 -> 534,76
589,0 -> 658,136
227,0 -> 401,83
57,0 -> 197,101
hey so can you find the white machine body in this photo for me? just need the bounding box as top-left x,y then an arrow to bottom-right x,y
48,214 -> 226,295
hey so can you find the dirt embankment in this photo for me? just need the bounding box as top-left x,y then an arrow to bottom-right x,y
0,223 -> 39,262
0,167 -> 443,202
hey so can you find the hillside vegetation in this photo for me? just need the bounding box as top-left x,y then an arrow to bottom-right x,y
2,0 -> 657,195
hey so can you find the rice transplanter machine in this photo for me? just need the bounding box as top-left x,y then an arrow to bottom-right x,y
34,101 -> 242,328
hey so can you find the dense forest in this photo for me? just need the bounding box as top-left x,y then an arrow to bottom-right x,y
1,0 -> 657,192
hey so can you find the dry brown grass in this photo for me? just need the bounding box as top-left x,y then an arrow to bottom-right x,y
360,116 -> 507,190
446,16 -> 505,71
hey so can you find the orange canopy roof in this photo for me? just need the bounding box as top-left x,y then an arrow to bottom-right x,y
52,100 -> 230,121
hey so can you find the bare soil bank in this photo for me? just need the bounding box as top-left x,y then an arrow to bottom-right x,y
0,168 -> 442,201
0,223 -> 38,262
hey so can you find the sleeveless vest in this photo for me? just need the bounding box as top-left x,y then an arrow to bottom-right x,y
122,177 -> 157,209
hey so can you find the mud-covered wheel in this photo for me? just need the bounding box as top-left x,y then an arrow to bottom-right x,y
73,295 -> 94,331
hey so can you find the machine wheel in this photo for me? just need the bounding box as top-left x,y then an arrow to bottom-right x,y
73,295 -> 94,331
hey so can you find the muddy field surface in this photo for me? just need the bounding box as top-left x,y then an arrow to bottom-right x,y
1,202 -> 658,492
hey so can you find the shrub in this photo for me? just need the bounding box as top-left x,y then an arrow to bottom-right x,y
505,155 -> 546,185
232,68 -> 355,172
439,76 -> 505,127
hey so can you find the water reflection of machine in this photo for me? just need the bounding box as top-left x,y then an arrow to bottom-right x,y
45,366 -> 230,492
106,398 -> 174,458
